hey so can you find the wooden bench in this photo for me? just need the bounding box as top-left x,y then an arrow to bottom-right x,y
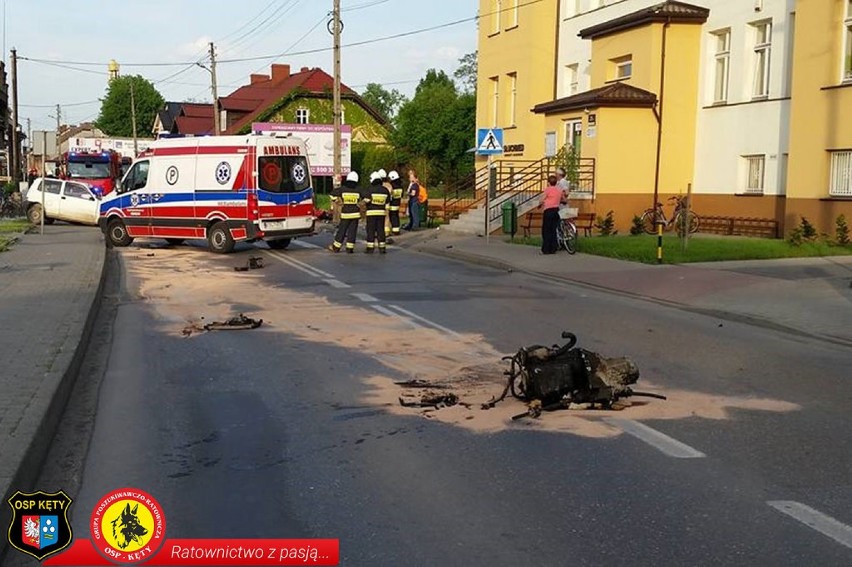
522,211 -> 596,238
700,215 -> 779,238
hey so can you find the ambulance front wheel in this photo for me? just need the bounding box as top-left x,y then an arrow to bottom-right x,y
208,222 -> 235,254
107,219 -> 133,247
267,238 -> 291,250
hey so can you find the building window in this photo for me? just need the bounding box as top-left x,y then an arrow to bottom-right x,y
744,155 -> 765,194
510,0 -> 519,27
563,0 -> 582,17
844,0 -> 852,81
565,63 -> 579,96
507,72 -> 517,126
712,29 -> 731,103
752,21 -> 772,98
296,107 -> 310,124
612,56 -> 632,81
829,150 -> 852,196
492,0 -> 502,34
490,76 -> 500,126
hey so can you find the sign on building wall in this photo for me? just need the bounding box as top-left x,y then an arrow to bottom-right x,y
545,131 -> 557,158
251,123 -> 352,176
66,137 -> 155,155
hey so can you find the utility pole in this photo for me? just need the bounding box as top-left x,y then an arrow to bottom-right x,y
54,104 -> 61,133
332,0 -> 342,186
209,42 -> 220,136
129,80 -> 138,155
10,47 -> 18,181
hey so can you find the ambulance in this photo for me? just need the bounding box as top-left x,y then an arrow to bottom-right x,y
98,134 -> 315,253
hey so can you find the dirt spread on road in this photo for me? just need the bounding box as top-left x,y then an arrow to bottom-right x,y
124,246 -> 801,439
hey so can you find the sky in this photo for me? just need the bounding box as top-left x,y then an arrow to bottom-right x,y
3,0 -> 478,136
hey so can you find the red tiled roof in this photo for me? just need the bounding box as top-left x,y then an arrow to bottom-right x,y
579,1 -> 709,40
181,103 -> 214,118
532,82 -> 658,115
173,116 -> 213,136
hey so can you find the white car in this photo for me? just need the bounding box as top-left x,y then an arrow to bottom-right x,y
25,177 -> 100,226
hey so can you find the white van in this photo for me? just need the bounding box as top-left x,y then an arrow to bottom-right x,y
98,134 -> 315,253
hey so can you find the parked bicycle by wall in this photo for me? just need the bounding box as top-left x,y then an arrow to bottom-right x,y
640,196 -> 700,235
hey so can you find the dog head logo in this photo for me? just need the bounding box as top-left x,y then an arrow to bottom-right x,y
91,488 -> 166,563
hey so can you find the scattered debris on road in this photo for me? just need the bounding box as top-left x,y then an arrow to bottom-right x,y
399,392 -> 460,409
234,256 -> 265,272
181,313 -> 263,336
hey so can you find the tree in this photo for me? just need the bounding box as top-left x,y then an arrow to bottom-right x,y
454,51 -> 477,93
359,83 -> 407,124
96,75 -> 164,137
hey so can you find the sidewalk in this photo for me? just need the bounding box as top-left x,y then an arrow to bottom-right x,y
0,225 -> 106,558
398,229 -> 852,347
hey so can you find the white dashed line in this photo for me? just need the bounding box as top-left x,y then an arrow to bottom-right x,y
351,293 -> 379,303
371,305 -> 423,329
266,251 -> 323,278
325,279 -> 351,289
387,305 -> 464,340
768,501 -> 852,550
280,254 -> 335,278
602,418 -> 706,459
291,240 -> 322,249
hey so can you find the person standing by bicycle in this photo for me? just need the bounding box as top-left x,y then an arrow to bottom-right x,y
538,174 -> 567,254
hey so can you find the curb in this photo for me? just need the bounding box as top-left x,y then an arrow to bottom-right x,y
414,244 -> 852,350
0,240 -> 111,562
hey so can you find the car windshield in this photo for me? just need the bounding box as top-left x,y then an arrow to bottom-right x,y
67,161 -> 111,179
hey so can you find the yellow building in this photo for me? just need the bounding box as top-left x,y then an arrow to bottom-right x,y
786,0 -> 852,231
475,0 -> 559,163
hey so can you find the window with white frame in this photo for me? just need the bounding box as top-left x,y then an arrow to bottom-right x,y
752,21 -> 772,98
492,0 -> 502,34
744,155 -> 765,194
712,29 -> 731,103
830,150 -> 852,196
565,63 -> 579,96
296,107 -> 310,124
490,76 -> 500,126
563,0 -> 582,17
510,0 -> 519,27
612,56 -> 632,80
844,0 -> 852,81
507,72 -> 517,126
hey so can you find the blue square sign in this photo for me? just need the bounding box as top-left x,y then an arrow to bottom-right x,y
476,128 -> 504,155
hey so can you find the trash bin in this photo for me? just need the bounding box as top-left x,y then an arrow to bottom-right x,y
502,201 -> 517,236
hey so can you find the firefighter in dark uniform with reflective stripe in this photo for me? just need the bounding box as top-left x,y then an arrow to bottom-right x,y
364,171 -> 391,254
329,171 -> 363,253
386,170 -> 403,239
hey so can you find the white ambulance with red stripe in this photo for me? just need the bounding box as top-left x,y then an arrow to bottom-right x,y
98,134 -> 315,253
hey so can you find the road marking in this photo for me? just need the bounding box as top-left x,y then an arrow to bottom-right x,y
352,293 -> 378,303
325,279 -> 351,289
266,252 -> 323,278
387,305 -> 464,340
280,253 -> 336,278
372,305 -> 423,329
602,418 -> 706,459
291,240 -> 322,249
768,501 -> 852,550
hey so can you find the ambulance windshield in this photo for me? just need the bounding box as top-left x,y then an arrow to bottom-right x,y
258,156 -> 310,193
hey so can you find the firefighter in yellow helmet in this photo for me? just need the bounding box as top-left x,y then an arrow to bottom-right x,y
328,171 -> 364,253
364,171 -> 391,253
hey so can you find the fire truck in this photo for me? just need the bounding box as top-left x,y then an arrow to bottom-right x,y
61,150 -> 123,196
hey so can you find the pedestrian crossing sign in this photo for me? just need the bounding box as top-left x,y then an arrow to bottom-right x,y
476,128 -> 504,155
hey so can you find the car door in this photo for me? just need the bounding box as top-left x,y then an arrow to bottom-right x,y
120,160 -> 152,237
59,181 -> 99,224
39,178 -> 63,218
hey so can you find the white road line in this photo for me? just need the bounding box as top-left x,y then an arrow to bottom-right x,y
265,252 -> 323,278
291,240 -> 322,249
280,253 -> 336,278
768,501 -> 852,550
325,279 -> 351,289
387,305 -> 465,340
351,293 -> 378,303
372,305 -> 423,329
602,418 -> 706,459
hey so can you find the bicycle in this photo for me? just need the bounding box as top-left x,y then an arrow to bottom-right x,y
640,196 -> 700,235
0,192 -> 24,219
555,209 -> 578,254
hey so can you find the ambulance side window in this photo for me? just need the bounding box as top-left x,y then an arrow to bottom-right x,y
121,161 -> 150,193
258,156 -> 310,193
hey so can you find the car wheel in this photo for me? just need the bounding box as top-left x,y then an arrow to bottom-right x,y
267,238 -> 291,250
26,204 -> 43,224
107,219 -> 134,247
207,222 -> 235,254
165,238 -> 185,246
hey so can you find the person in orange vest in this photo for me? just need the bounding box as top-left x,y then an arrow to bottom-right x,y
364,171 -> 391,253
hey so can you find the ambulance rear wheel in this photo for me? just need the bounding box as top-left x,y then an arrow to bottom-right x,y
208,222 -> 235,254
267,238 -> 291,250
107,219 -> 133,247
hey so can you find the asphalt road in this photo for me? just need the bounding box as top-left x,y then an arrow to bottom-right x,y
10,234 -> 852,566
